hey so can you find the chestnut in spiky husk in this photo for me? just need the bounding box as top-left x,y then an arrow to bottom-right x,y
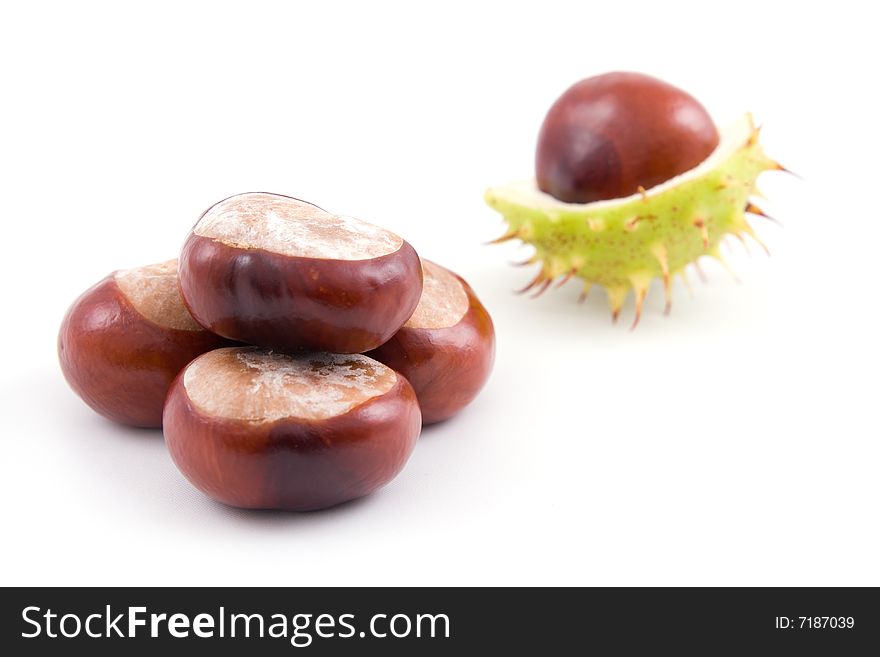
486,71 -> 784,326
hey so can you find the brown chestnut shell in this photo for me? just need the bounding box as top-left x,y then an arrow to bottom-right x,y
368,263 -> 495,424
163,355 -> 421,511
178,204 -> 423,354
535,71 -> 719,204
58,276 -> 230,428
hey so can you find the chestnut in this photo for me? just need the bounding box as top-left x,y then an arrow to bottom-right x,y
535,71 -> 719,203
368,260 -> 494,424
178,192 -> 423,354
163,347 -> 421,510
58,259 -> 231,428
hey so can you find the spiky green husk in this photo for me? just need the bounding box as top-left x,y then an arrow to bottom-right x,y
484,114 -> 781,325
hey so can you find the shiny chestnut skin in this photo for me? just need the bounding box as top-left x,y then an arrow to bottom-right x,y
536,71 -> 719,203
179,192 -> 423,354
163,348 -> 421,510
368,260 -> 495,424
58,260 -> 231,428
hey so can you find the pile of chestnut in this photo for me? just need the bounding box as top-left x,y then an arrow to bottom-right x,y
58,193 -> 495,511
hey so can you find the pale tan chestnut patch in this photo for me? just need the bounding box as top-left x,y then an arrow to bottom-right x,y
404,260 -> 468,330
114,259 -> 203,331
194,192 -> 403,261
183,347 -> 397,422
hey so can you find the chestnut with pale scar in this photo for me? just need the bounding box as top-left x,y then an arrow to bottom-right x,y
369,260 -> 495,424
58,259 -> 231,427
114,260 -> 204,331
163,347 -> 421,510
179,192 -> 423,353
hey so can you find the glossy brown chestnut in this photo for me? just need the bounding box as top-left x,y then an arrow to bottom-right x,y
58,259 -> 231,428
535,71 -> 719,203
178,192 -> 423,354
163,347 -> 421,510
368,260 -> 494,424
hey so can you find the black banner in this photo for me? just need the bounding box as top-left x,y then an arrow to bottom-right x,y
1,587 -> 877,654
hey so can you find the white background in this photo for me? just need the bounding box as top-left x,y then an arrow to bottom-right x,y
1,0 -> 877,586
